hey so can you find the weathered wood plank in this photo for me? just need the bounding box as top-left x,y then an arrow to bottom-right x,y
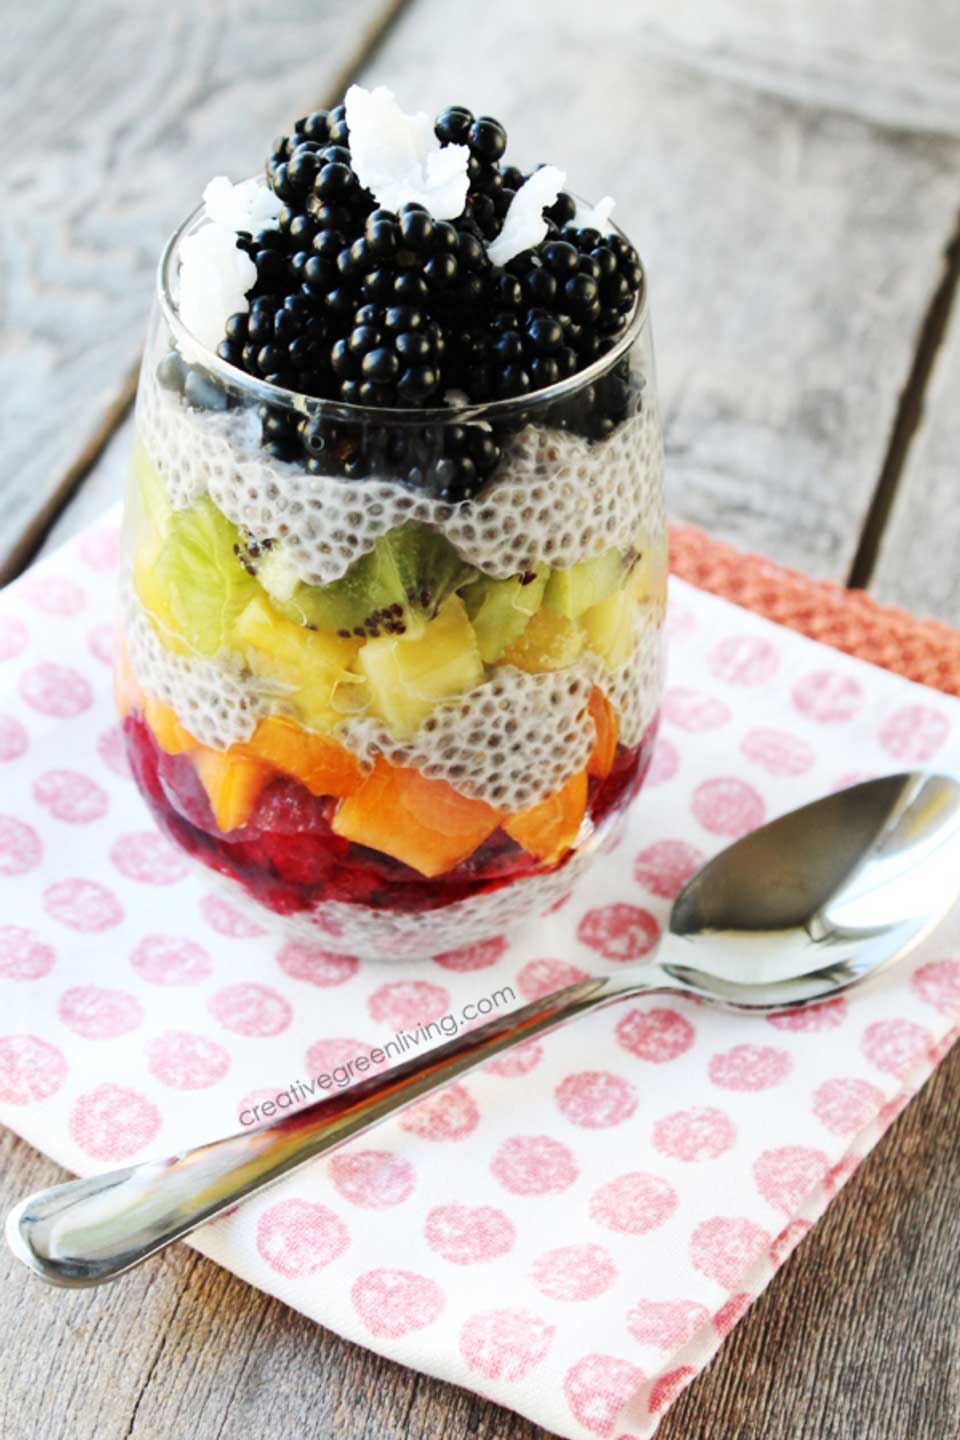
2,1045 -> 957,1439
871,276 -> 960,623
0,0 -> 408,584
349,0 -> 960,587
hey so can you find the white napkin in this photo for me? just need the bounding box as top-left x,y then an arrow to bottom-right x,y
1,509 -> 958,1439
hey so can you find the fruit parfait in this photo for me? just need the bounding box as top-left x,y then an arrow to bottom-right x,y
118,86 -> 667,960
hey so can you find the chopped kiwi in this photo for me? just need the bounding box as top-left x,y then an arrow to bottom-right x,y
544,549 -> 628,618
135,495 -> 257,657
260,523 -> 477,638
462,570 -> 548,663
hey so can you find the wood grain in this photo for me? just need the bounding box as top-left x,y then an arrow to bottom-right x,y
2,1045 -> 957,1439
350,0 -> 960,588
871,257 -> 960,622
0,0 -> 408,584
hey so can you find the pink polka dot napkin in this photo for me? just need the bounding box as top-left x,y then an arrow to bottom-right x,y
2,510 -> 959,1440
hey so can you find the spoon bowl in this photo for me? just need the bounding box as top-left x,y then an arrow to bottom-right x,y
8,771 -> 960,1288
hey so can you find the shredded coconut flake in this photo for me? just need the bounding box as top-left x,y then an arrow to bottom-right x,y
203,175 -> 282,233
572,194 -> 616,234
345,84 -> 470,219
487,165 -> 566,267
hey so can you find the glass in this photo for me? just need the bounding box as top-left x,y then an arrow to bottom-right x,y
116,191 -> 667,960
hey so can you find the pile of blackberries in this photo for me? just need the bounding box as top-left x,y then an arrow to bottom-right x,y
167,101 -> 644,501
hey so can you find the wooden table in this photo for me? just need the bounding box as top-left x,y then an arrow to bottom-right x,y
2,3 -> 958,1436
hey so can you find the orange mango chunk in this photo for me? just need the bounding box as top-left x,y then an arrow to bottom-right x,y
239,715 -> 362,797
194,749 -> 272,834
144,697 -> 199,756
332,758 -> 502,878
504,769 -> 588,865
587,688 -> 619,779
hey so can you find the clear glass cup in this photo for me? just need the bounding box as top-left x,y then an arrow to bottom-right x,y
116,192 -> 667,960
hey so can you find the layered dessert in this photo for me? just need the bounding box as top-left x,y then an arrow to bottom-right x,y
118,87 -> 667,958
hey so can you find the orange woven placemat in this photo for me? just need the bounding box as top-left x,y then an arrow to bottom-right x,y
670,524 -> 960,697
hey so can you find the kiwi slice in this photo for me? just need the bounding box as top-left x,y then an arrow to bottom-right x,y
462,570 -> 548,663
136,496 -> 257,657
544,549 -> 628,619
263,523 -> 477,638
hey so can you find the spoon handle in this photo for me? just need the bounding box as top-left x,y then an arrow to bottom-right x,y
7,973 -> 642,1288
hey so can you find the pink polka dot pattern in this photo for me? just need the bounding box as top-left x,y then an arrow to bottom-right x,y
0,714 -> 29,763
58,986 -> 144,1040
812,1077 -> 884,1136
110,831 -> 189,885
616,1007 -> 695,1063
877,705 -> 950,762
754,1146 -> 830,1214
329,1151 -> 416,1210
564,1353 -> 645,1438
460,1308 -> 554,1381
19,662 -> 93,718
433,936 -> 507,971
648,1365 -> 696,1414
0,815 -> 42,875
0,615 -> 29,662
209,983 -> 292,1038
277,941 -> 358,987
709,1044 -> 792,1091
910,959 -> 960,1015
690,1217 -> 771,1288
792,670 -> 863,724
633,839 -> 705,900
33,770 -> 109,825
0,926 -> 55,981
425,1203 -> 515,1264
708,634 -> 779,687
555,1072 -> 638,1129
645,736 -> 678,786
199,892 -> 267,938
131,935 -> 213,985
766,998 -> 847,1033
577,904 -> 660,961
589,1172 -> 677,1235
69,1083 -> 161,1160
652,1106 -> 736,1161
861,1018 -> 932,1078
661,687 -> 731,732
3,522 -> 960,1440
492,1136 -> 579,1196
626,1298 -> 709,1349
692,778 -> 765,837
43,878 -> 123,932
517,957 -> 589,1000
352,1268 -> 445,1337
146,1031 -> 231,1090
367,979 -> 451,1028
740,727 -> 815,777
0,1034 -> 67,1104
532,1244 -> 617,1301
256,1199 -> 349,1278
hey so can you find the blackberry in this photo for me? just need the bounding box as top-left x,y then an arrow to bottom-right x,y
435,105 -> 474,145
468,116 -> 507,162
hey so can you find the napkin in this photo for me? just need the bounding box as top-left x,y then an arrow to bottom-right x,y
1,509 -> 958,1440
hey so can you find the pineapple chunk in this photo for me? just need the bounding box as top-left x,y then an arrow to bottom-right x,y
580,588 -> 637,668
358,595 -> 483,738
544,549 -> 624,618
234,595 -> 367,731
500,608 -> 584,673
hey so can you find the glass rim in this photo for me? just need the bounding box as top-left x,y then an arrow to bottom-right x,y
156,182 -> 650,426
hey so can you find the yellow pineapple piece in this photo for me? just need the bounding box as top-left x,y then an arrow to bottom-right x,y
500,608 -> 585,673
358,595 -> 483,738
234,594 -> 367,731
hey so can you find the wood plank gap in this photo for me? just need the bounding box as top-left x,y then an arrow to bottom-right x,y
0,0 -> 418,592
847,206 -> 960,590
0,358 -> 140,588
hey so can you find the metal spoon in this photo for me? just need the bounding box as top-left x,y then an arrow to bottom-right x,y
8,771 -> 960,1288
